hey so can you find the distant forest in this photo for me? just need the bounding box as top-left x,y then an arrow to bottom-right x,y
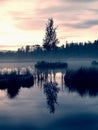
1,18 -> 98,59
0,39 -> 98,59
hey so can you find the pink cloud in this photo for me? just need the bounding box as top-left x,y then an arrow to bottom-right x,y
1,0 -> 98,44
0,0 -> 8,2
14,19 -> 45,31
9,10 -> 46,31
0,0 -> 10,4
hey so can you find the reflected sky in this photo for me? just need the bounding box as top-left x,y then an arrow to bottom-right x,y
0,62 -> 98,129
0,85 -> 98,130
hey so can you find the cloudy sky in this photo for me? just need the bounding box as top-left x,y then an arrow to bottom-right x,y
0,0 -> 98,50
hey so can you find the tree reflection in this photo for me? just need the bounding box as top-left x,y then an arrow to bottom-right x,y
43,81 -> 60,113
35,67 -> 66,88
64,67 -> 98,97
0,73 -> 34,99
7,84 -> 20,99
34,67 -> 66,113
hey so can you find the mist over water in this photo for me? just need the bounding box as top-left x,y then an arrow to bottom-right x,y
0,59 -> 98,130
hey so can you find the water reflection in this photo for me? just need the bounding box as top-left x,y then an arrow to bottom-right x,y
64,67 -> 98,97
0,62 -> 98,130
0,66 -> 65,101
34,68 -> 66,113
2,80 -> 34,99
7,77 -> 34,99
34,68 -> 65,87
44,82 -> 60,113
0,68 -> 34,99
7,84 -> 20,99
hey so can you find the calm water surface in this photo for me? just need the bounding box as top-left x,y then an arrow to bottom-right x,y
0,60 -> 98,130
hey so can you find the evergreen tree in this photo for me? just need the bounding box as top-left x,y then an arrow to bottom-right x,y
43,18 -> 59,51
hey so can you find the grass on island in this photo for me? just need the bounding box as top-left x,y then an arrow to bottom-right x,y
64,67 -> 98,96
35,61 -> 68,69
92,60 -> 98,65
0,68 -> 34,88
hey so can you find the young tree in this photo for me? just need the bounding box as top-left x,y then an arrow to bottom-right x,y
43,18 -> 59,51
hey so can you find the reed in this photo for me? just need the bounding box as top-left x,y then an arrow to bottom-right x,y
64,67 -> 98,96
35,61 -> 68,69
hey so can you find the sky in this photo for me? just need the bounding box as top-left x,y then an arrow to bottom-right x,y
0,0 -> 98,50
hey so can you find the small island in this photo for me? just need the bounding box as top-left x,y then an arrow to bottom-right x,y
92,60 -> 98,65
0,69 -> 34,88
35,61 -> 68,69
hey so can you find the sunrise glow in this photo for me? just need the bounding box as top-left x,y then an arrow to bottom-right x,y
0,0 -> 98,50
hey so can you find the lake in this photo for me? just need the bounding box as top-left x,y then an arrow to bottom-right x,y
0,59 -> 98,130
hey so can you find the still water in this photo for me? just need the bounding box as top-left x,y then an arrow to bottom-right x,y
0,60 -> 98,130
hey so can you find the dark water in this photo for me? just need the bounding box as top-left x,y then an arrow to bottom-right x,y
0,60 -> 98,130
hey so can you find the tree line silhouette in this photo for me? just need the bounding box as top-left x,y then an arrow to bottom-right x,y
0,18 -> 98,59
0,39 -> 98,59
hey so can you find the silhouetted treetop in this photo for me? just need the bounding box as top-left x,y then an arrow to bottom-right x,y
43,18 -> 59,51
